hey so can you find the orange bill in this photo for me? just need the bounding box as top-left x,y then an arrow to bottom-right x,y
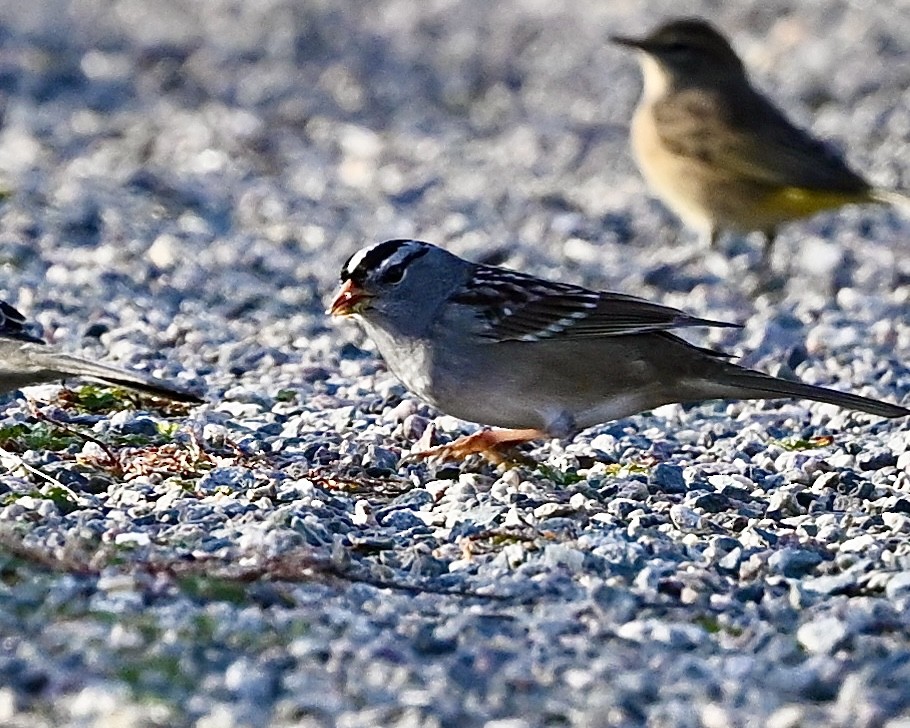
328,280 -> 372,316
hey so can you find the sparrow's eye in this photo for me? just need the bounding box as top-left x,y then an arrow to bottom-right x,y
382,263 -> 407,284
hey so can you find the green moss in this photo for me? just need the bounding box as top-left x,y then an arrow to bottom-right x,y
774,434 -> 835,451
694,614 -> 744,637
177,574 -> 250,604
0,422 -> 82,451
274,388 -> 298,402
66,384 -> 136,413
536,464 -> 585,486
602,461 -> 653,476
40,484 -> 79,514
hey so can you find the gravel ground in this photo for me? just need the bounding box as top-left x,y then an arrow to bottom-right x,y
0,1 -> 909,726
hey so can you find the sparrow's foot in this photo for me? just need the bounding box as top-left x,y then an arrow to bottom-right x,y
407,428 -> 546,464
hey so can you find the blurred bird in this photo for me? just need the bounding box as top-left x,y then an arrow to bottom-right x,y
0,300 -> 203,403
330,239 -> 908,462
612,18 -> 910,258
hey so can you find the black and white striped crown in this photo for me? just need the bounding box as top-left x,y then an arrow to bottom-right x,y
340,239 -> 431,287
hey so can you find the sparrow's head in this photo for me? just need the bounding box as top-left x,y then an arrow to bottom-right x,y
330,239 -> 468,335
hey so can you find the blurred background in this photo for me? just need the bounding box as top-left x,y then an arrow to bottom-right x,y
0,0 -> 906,378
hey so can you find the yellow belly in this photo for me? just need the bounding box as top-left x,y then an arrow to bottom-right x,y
630,105 -> 874,234
753,186 -> 874,219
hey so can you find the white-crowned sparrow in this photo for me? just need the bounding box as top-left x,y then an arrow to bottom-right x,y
0,300 -> 203,404
330,239 -> 908,460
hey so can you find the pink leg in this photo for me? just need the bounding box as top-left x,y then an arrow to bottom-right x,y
410,428 -> 547,464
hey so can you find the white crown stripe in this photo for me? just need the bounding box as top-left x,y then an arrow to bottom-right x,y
343,246 -> 373,277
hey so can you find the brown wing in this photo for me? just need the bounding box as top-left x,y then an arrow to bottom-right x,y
654,85 -> 871,193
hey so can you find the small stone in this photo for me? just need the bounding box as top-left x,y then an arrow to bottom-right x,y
813,471 -> 840,491
114,532 -> 151,547
412,623 -> 457,655
649,463 -> 686,493
402,413 -> 430,441
816,524 -> 844,543
797,616 -> 849,654
533,502 -> 575,519
765,490 -> 802,518
669,504 -> 703,531
828,452 -> 855,469
541,544 -> 585,572
606,498 -> 638,520
224,657 -> 276,701
768,547 -> 823,577
689,492 -> 729,513
801,573 -> 856,595
717,547 -> 743,574
0,687 -> 16,722
885,571 -> 910,601
590,586 -> 641,623
351,499 -> 373,526
616,619 -> 705,648
384,398 -> 419,423
882,513 -> 910,533
856,448 -> 897,471
362,444 -> 399,472
766,705 -> 805,728
838,534 -> 877,553
713,481 -> 753,502
147,233 -> 181,268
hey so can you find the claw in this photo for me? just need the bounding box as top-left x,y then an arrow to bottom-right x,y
404,428 -> 547,464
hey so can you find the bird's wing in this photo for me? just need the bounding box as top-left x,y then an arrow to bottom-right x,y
655,87 -> 871,193
452,266 -> 738,342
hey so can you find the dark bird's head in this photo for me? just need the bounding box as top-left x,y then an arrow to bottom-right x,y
612,18 -> 746,93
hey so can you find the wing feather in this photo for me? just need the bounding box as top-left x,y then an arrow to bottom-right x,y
452,266 -> 738,342
654,86 -> 871,193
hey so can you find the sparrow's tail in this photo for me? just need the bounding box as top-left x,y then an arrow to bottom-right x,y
716,367 -> 908,419
32,350 -> 204,404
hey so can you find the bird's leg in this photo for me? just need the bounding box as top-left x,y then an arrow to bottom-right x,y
752,228 -> 787,294
760,228 -> 778,264
408,428 -> 547,464
704,226 -> 721,250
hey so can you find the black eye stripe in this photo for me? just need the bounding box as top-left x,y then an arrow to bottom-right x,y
342,239 -> 430,286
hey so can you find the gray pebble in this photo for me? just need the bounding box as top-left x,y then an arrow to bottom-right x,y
768,548 -> 824,578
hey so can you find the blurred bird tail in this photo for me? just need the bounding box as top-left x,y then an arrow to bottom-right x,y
872,188 -> 910,214
35,351 -> 204,404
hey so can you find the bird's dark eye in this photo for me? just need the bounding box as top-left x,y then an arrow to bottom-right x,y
382,263 -> 407,284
